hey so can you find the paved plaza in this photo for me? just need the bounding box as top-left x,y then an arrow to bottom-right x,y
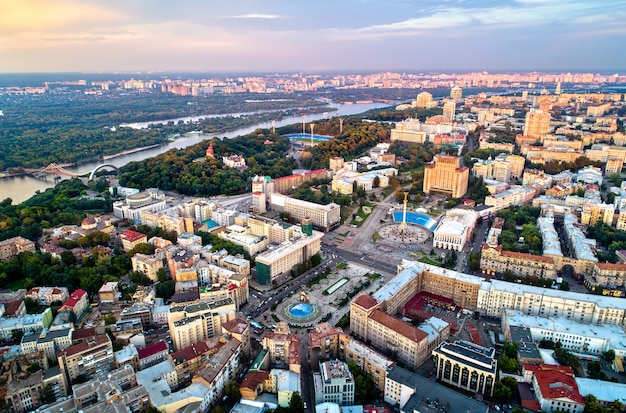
270,261 -> 389,327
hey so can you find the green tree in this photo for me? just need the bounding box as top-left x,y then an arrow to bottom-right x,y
103,314 -> 117,325
224,380 -> 241,403
288,392 -> 305,413
603,350 -> 616,363
492,382 -> 512,404
40,384 -> 56,404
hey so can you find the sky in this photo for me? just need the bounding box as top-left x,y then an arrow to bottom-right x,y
1,0 -> 626,73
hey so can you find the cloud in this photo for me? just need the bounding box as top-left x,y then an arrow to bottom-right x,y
335,0 -> 626,40
225,14 -> 287,19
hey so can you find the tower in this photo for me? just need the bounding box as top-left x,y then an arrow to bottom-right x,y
443,100 -> 456,122
450,86 -> 462,100
400,192 -> 409,231
205,141 -> 214,159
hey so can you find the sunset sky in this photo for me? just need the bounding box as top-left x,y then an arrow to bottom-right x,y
1,0 -> 625,73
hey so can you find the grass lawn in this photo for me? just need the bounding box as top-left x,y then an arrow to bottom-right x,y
372,232 -> 382,242
340,206 -> 355,223
336,262 -> 347,270
349,202 -> 374,227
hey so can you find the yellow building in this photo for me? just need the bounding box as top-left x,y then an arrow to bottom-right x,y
584,262 -> 626,289
480,244 -> 557,279
131,253 -> 164,281
168,298 -> 236,350
523,109 -> 551,138
423,155 -> 469,198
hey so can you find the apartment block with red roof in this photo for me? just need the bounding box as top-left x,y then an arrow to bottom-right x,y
532,369 -> 585,413
120,229 -> 148,252
138,340 -> 169,370
58,289 -> 89,318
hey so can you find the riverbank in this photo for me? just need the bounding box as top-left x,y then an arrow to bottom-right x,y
102,144 -> 162,160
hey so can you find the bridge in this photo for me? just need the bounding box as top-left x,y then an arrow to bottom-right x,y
25,163 -> 122,181
25,163 -> 80,179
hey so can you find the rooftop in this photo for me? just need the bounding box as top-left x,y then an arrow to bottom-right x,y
369,309 -> 428,343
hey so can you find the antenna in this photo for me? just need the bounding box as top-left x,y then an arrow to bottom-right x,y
339,118 -> 344,134
310,124 -> 315,146
272,120 -> 276,134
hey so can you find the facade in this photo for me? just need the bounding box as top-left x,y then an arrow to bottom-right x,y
423,154 -> 469,198
433,209 -> 478,251
221,317 -> 251,357
585,262 -> 626,289
168,298 -> 236,350
120,229 -> 148,252
480,244 -> 557,279
5,366 -> 68,413
313,360 -> 355,406
390,119 -> 427,144
532,370 -> 585,413
25,286 -> 69,306
255,229 -> 323,286
131,253 -> 164,281
0,236 -> 36,261
21,327 -> 73,360
484,186 -> 534,211
113,190 -> 167,221
523,109 -> 551,138
98,281 -> 119,303
269,193 -> 340,232
57,335 -> 114,384
262,322 -> 301,373
350,296 -> 431,369
432,340 -> 497,396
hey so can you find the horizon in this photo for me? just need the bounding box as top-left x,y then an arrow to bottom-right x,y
2,0 -> 626,73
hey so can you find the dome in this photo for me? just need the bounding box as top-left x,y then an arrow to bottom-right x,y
81,215 -> 97,230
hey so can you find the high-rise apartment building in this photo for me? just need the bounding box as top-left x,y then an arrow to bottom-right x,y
423,155 -> 469,198
450,86 -> 462,100
413,92 -> 436,109
442,101 -> 456,121
523,109 -> 551,138
57,335 -> 114,385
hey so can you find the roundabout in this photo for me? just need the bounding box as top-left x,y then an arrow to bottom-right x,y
282,301 -> 321,323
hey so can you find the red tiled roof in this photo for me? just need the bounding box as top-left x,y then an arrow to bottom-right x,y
72,328 -> 96,341
222,318 -> 249,334
121,229 -> 147,242
62,289 -> 87,309
138,340 -> 168,359
60,335 -> 110,357
5,300 -> 23,316
596,262 -> 626,271
369,309 -> 428,343
171,340 -> 210,363
353,294 -> 378,310
499,249 -> 555,264
535,370 -> 584,405
241,371 -> 270,390
523,363 -> 574,376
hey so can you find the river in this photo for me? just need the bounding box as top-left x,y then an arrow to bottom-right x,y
0,102 -> 390,204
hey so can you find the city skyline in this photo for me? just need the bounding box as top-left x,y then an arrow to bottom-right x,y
2,0 -> 626,73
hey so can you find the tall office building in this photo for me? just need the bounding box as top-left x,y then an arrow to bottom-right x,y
523,109 -> 551,138
423,155 -> 469,198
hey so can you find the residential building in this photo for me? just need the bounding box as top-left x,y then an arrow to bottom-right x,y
266,369 -> 301,407
98,281 -> 119,303
221,317 -> 251,357
585,262 -> 626,290
480,244 -> 557,279
58,335 -> 114,384
168,298 -> 236,350
313,360 -> 355,406
432,340 -> 497,396
532,369 -> 584,413
0,236 -> 36,261
21,327 -> 73,360
25,287 -> 69,306
138,340 -> 169,369
523,109 -> 551,138
255,228 -> 323,287
262,322 -> 301,373
269,193 -> 340,232
0,308 -> 53,341
423,154 -> 469,198
484,186 -> 534,211
131,253 -> 164,281
5,366 -> 68,413
120,229 -> 148,252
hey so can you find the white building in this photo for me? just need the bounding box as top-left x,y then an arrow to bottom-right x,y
484,186 -> 534,211
433,209 -> 478,252
313,360 -> 355,406
502,310 -> 626,356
